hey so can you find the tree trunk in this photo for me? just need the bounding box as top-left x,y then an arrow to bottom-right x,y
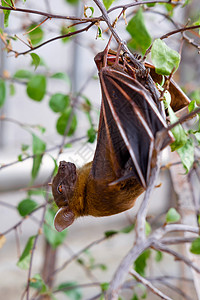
39,241 -> 57,300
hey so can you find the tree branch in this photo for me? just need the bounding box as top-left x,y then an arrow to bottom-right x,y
152,241 -> 200,274
0,5 -> 102,22
15,23 -> 95,56
129,269 -> 173,300
107,0 -> 181,13
105,239 -> 153,300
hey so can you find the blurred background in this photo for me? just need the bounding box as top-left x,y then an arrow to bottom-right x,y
0,0 -> 200,299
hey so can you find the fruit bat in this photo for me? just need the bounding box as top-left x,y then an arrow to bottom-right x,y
52,48 -> 189,232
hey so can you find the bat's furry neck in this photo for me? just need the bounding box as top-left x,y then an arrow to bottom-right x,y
69,162 -> 144,218
69,162 -> 92,217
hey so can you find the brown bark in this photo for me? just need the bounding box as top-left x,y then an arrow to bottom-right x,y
38,241 -> 57,300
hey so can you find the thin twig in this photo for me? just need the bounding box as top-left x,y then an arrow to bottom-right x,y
0,204 -> 45,236
129,269 -> 173,300
107,0 -> 181,13
178,105 -> 200,127
145,24 -> 200,58
152,241 -> 200,274
15,227 -> 21,258
182,31 -> 200,51
157,281 -> 194,300
16,23 -> 95,56
123,276 -> 194,300
53,236 -> 107,275
135,150 -> 161,244
0,136 -> 87,171
0,5 -> 102,22
160,25 -> 200,41
26,204 -> 47,300
152,223 -> 199,239
53,282 -> 101,294
161,236 -> 196,245
23,17 -> 49,35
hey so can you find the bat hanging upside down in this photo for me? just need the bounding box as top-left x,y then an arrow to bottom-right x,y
52,48 -> 189,232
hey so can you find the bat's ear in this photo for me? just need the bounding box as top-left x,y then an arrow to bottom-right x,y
54,207 -> 75,232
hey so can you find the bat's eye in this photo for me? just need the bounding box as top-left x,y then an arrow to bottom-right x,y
57,184 -> 63,194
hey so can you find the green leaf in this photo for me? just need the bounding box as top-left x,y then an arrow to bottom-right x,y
0,79 -> 6,108
21,143 -> 29,152
36,125 -> 46,134
134,249 -> 151,276
144,1 -> 156,7
56,108 -> 77,136
77,258 -> 84,265
177,138 -> 194,173
120,224 -> 135,234
9,83 -> 15,96
101,282 -> 109,292
57,282 -> 82,300
43,208 -> 67,249
167,106 -> 187,151
85,6 -> 94,18
28,188 -> 46,197
82,96 -> 92,110
65,113 -> 77,136
97,26 -> 103,39
31,134 -> 46,180
194,132 -> 200,145
126,8 -> 152,55
17,235 -> 36,269
14,69 -> 33,79
103,0 -> 115,9
190,89 -> 200,105
151,39 -> 180,75
18,154 -> 23,161
138,284 -> 147,299
164,3 -> 175,15
87,127 -> 96,143
27,75 -> 46,101
163,89 -> 171,108
188,100 -> 198,113
131,294 -> 139,300
49,155 -> 58,177
49,93 -> 70,113
51,72 -> 70,84
30,53 -> 41,71
155,250 -> 163,262
145,221 -> 151,236
104,230 -> 118,238
30,274 -> 47,294
98,264 -> 107,271
17,198 -> 38,217
182,0 -> 191,7
2,0 -> 12,27
28,24 -> 44,46
65,0 -> 79,5
61,25 -> 76,43
64,143 -> 72,148
190,237 -> 200,255
166,208 -> 181,223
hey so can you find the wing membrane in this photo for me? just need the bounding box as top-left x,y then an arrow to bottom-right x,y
91,63 -> 174,188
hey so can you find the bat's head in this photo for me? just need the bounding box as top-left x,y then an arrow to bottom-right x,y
52,161 -> 77,232
94,51 -> 105,70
